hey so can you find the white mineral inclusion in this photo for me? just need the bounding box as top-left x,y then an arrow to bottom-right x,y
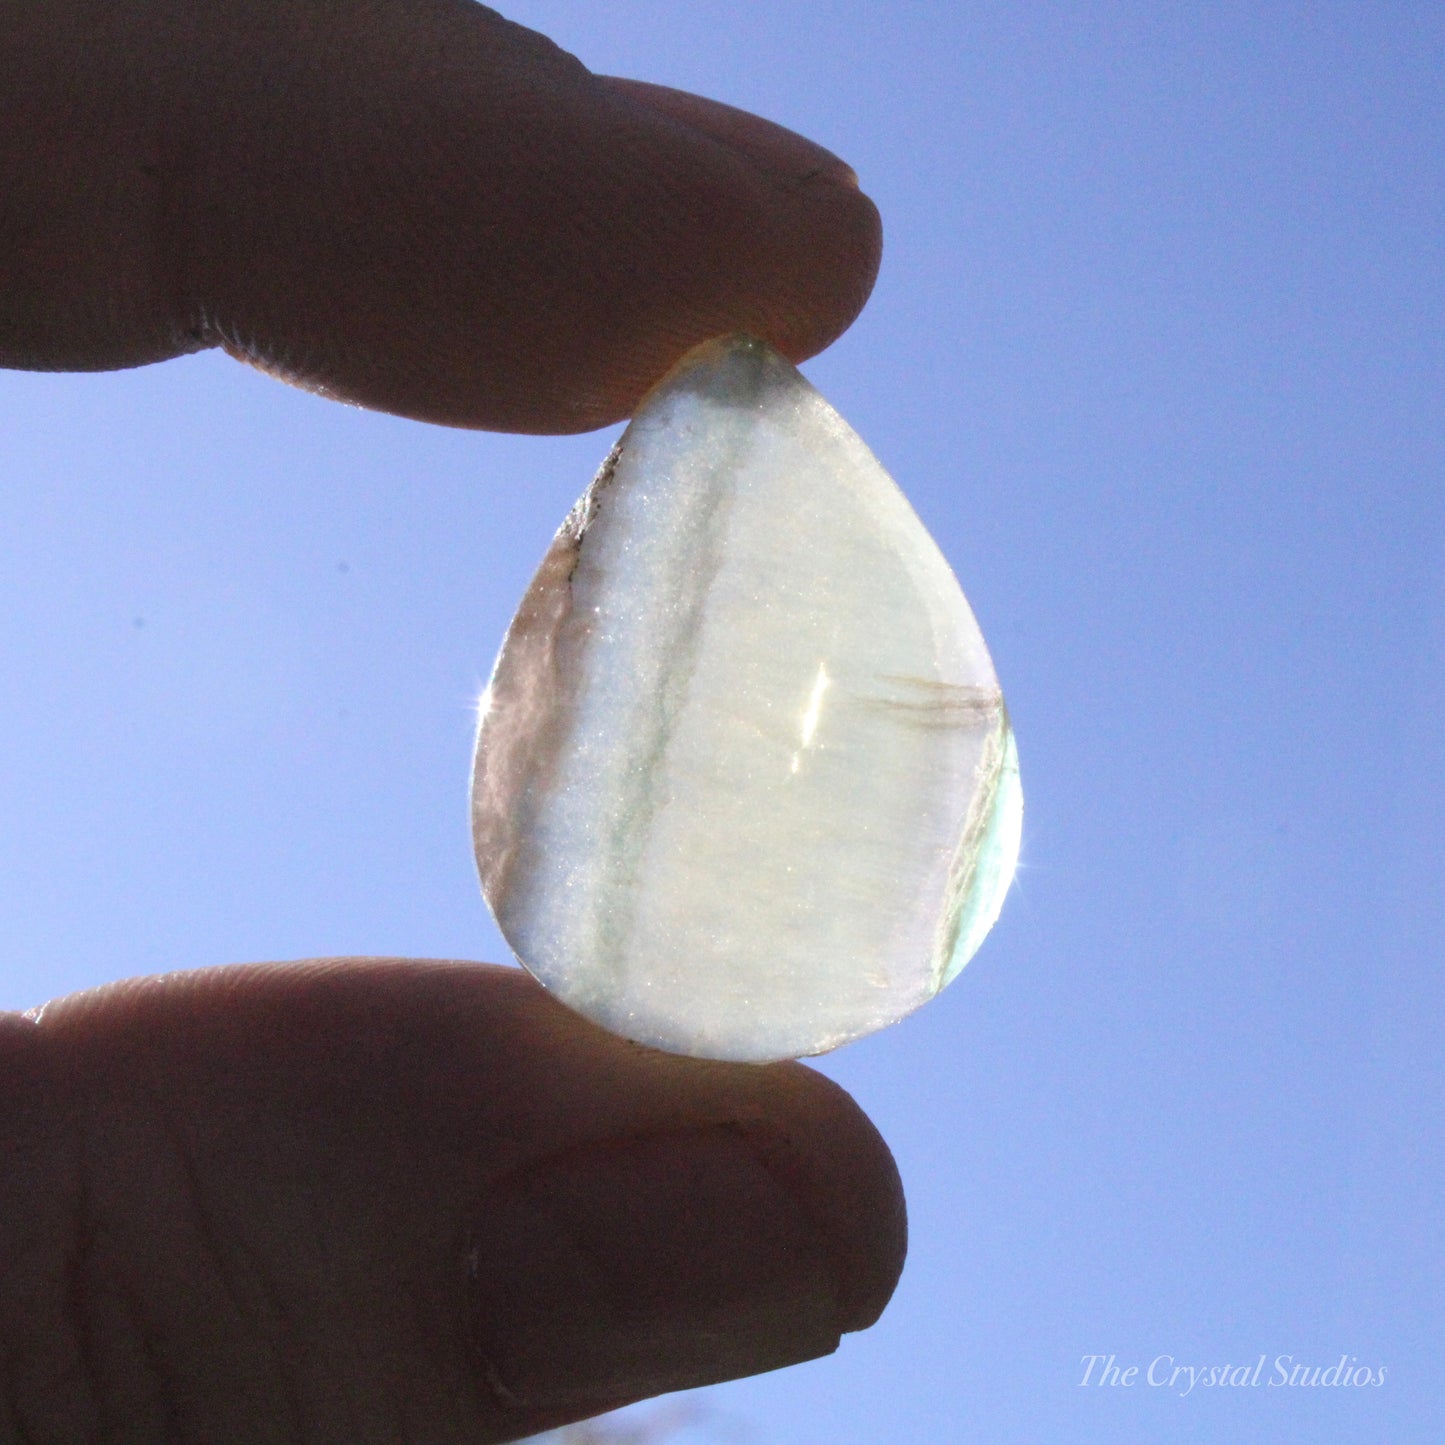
472,336 -> 1021,1063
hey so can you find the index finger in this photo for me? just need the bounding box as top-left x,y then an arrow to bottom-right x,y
0,0 -> 881,431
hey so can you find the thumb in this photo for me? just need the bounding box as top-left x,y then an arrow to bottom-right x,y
2,960 -> 905,1443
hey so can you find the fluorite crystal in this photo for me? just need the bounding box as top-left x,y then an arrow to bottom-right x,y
472,336 -> 1020,1062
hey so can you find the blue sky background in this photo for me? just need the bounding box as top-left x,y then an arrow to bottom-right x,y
2,3 -> 1441,1441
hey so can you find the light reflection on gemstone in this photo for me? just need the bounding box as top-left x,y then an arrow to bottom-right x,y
790,662 -> 831,774
472,336 -> 1020,1062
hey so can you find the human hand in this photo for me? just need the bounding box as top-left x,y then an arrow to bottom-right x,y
0,0 -> 880,431
3,963 -> 903,1442
0,2 -> 901,1442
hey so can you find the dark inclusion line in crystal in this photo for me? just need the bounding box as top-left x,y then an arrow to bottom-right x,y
475,553 -> 578,927
476,439 -> 632,935
865,677 -> 1004,729
930,706 -> 1012,992
592,410 -> 759,993
561,437 -> 626,578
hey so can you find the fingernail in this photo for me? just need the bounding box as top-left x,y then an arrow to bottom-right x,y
468,1125 -> 844,1413
603,78 -> 861,191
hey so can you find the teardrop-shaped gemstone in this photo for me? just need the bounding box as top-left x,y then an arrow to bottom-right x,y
472,336 -> 1020,1062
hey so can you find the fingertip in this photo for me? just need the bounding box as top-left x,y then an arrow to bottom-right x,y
487,968 -> 908,1334
593,74 -> 883,377
737,1058 -> 906,1334
600,78 -> 864,199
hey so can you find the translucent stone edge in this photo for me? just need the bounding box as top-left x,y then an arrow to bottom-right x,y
932,712 -> 1023,990
470,454 -> 619,931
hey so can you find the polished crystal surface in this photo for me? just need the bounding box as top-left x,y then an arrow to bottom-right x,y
472,336 -> 1021,1062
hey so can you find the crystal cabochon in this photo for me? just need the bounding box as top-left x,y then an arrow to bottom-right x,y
472,337 -> 1021,1063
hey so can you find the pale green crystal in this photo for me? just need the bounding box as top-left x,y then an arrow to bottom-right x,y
472,336 -> 1021,1062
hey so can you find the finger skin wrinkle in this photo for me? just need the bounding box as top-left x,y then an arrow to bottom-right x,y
147,1102 -> 310,1445
68,1079 -> 311,1443
0,1015 -> 103,1444
22,973 -> 503,1444
58,1174 -> 184,1445
0,1014 -> 302,1445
